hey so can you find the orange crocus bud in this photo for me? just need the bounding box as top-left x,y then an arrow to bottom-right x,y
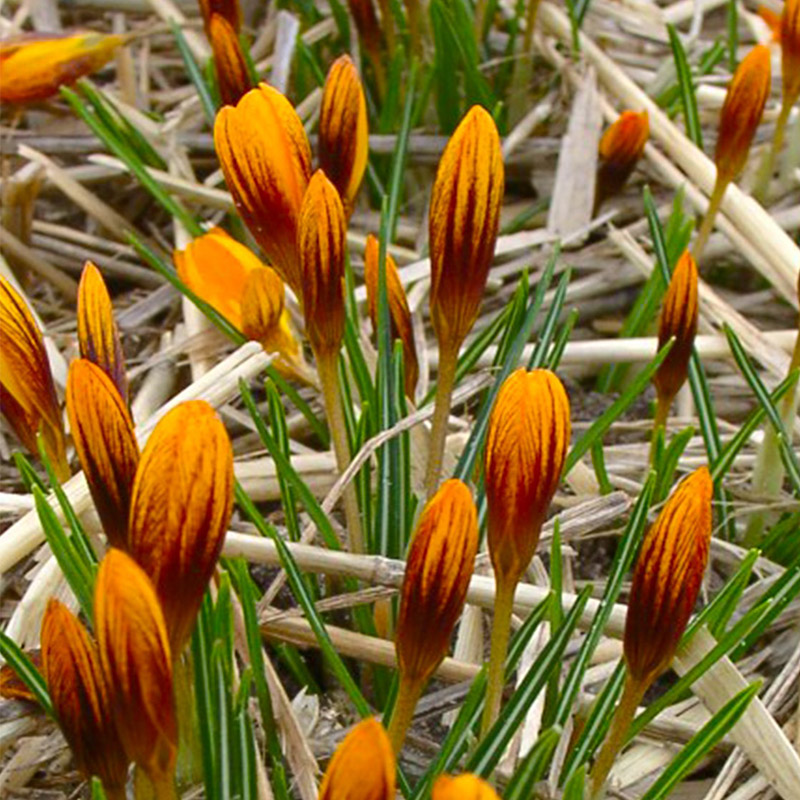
429,105 -> 504,359
715,45 -> 772,184
297,170 -> 347,358
208,13 -> 252,107
0,31 -> 123,104
396,479 -> 478,689
484,368 -> 571,586
345,0 -> 384,72
95,549 -> 177,789
758,6 -> 782,41
214,85 -> 312,296
782,0 -> 800,106
66,359 -> 139,550
198,0 -> 242,33
77,262 -> 127,404
0,276 -> 68,480
174,226 -> 264,330
318,718 -> 396,800
319,55 -> 369,217
364,234 -> 419,398
41,599 -> 130,798
594,110 -> 649,212
0,649 -> 42,703
128,401 -> 234,653
433,774 -> 501,800
653,251 -> 699,410
624,467 -> 713,685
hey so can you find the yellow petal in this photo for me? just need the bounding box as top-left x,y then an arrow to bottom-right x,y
624,467 -> 713,685
77,261 -> 128,404
208,13 -> 252,107
653,251 -> 699,407
396,479 -> 478,687
214,84 -> 312,295
0,32 -> 123,104
429,106 -> 504,356
128,401 -> 234,653
297,170 -> 347,357
319,55 -> 369,216
484,368 -> 571,585
240,266 -> 301,361
432,774 -> 501,800
0,275 -> 68,479
364,233 -> 419,398
715,45 -> 771,183
94,549 -> 176,782
66,359 -> 139,551
318,718 -> 396,800
41,599 -> 130,794
594,110 -> 649,212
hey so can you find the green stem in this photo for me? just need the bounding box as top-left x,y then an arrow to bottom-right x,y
386,675 -> 423,754
317,351 -> 365,554
589,673 -> 647,798
424,344 -> 458,500
693,174 -> 728,262
134,766 -> 178,800
480,576 -> 516,736
753,98 -> 792,204
649,392 -> 672,468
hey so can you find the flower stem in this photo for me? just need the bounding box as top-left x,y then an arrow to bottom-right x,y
134,767 -> 178,800
386,675 -> 423,755
480,576 -> 516,736
317,351 -> 365,554
753,98 -> 792,204
693,175 -> 728,262
649,392 -> 671,468
589,673 -> 647,798
424,344 -> 458,500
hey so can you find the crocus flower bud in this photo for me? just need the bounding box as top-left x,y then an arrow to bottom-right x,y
594,110 -> 649,212
429,106 -> 504,357
214,85 -> 312,295
0,32 -> 123,104
653,251 -> 699,408
396,479 -> 478,688
624,467 -> 713,685
0,649 -> 42,702
0,275 -> 68,480
319,55 -> 369,217
94,549 -> 176,788
364,234 -> 419,398
318,718 -> 395,800
128,401 -> 234,653
77,262 -> 127,404
782,0 -> 800,106
198,0 -> 242,33
66,359 -> 139,550
208,13 -> 252,107
484,368 -> 571,586
715,45 -> 772,184
41,599 -> 130,798
433,774 -> 502,800
297,170 -> 347,357
345,0 -> 384,75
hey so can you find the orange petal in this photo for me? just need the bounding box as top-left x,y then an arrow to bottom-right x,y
208,13 -> 252,107
653,251 -> 699,408
757,5 -> 782,42
345,0 -> 384,63
214,85 -> 312,295
0,31 -> 123,104
484,368 -> 571,586
783,0 -> 800,106
429,106 -> 504,356
395,479 -> 478,687
41,599 -> 129,794
432,774 -> 501,800
297,170 -> 347,357
595,110 -> 649,211
318,718 -> 396,800
715,45 -> 772,183
66,359 -> 139,550
624,467 -> 713,685
240,266 -> 301,361
0,275 -> 68,479
0,648 -> 42,703
174,226 -> 264,330
94,549 -> 177,783
198,0 -> 242,34
364,233 -> 419,398
319,55 -> 369,216
128,401 -> 234,653
77,261 -> 128,404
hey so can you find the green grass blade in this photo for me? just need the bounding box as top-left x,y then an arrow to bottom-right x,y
667,25 -> 703,148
